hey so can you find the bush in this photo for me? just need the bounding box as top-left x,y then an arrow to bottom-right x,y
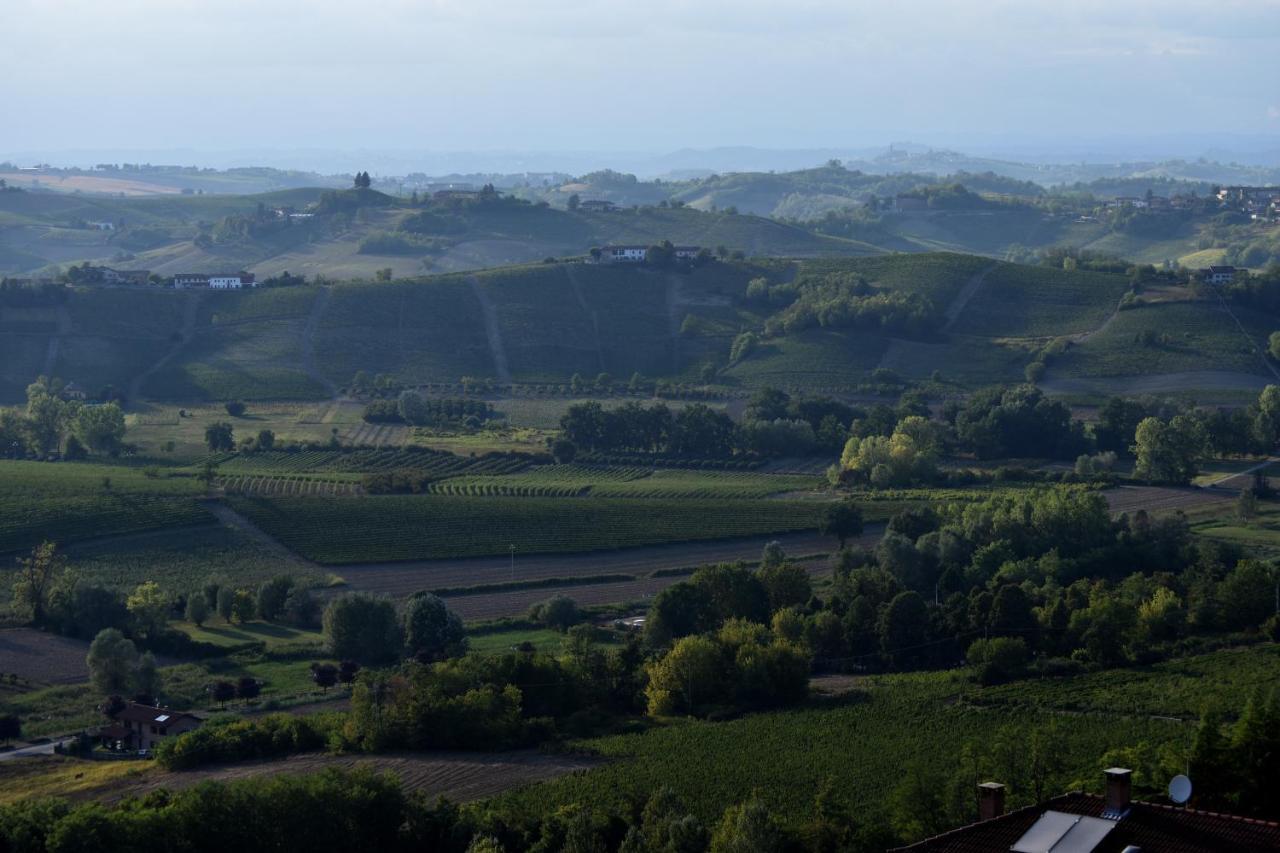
967,637 -> 1030,685
155,713 -> 340,769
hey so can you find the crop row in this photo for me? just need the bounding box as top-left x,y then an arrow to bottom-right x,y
206,448 -> 532,477
225,495 -> 828,564
218,475 -> 363,497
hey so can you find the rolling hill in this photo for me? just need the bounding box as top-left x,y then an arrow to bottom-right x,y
4,252 -> 1276,404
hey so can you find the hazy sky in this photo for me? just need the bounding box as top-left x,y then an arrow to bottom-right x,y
4,0 -> 1280,162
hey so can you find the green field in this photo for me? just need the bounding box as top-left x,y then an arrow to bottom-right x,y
225,495 -> 834,564
494,668 -> 1190,831
424,467 -> 823,500
0,460 -> 210,556
1051,299 -> 1276,379
953,263 -> 1131,339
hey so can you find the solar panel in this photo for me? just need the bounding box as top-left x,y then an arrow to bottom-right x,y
1052,817 -> 1115,853
1011,812 -> 1116,853
1012,811 -> 1078,852
155,714 -> 170,722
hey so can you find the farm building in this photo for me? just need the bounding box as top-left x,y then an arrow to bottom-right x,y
173,272 -> 255,289
599,245 -> 649,264
1197,265 -> 1238,285
99,702 -> 203,752
596,245 -> 703,264
578,199 -> 618,212
891,768 -> 1280,853
100,268 -> 149,285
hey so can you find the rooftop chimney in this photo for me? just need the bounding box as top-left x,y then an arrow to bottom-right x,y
978,782 -> 1006,821
1104,768 -> 1132,816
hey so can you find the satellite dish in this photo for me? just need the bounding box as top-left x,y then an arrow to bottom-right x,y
1169,774 -> 1192,804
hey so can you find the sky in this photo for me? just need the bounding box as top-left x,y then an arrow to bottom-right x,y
3,0 -> 1280,169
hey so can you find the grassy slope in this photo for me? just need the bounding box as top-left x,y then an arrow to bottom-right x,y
498,644 -> 1276,835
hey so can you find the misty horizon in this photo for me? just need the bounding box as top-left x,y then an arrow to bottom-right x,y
4,0 -> 1279,174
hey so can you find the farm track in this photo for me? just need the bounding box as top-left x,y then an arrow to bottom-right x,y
129,290 -> 200,401
301,286 -> 337,396
565,266 -> 606,373
199,500 -> 316,565
942,263 -> 997,331
85,750 -> 597,806
41,304 -> 71,378
469,275 -> 512,383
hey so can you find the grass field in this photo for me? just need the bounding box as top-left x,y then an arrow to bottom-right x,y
0,460 -> 210,556
1051,299 -> 1276,379
226,494 -> 834,564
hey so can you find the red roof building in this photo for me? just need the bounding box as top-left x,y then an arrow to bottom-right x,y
893,769 -> 1280,853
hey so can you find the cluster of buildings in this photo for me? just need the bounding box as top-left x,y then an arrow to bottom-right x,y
595,244 -> 702,264
1103,195 -> 1197,211
1217,185 -> 1280,221
172,272 -> 256,289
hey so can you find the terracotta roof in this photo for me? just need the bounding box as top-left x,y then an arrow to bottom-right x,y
892,792 -> 1280,853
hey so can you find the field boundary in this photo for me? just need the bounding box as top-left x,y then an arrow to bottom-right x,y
469,275 -> 512,383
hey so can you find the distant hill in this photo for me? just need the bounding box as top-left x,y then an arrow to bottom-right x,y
0,188 -> 874,279
4,252 -> 1275,404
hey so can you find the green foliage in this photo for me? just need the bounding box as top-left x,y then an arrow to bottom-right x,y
322,592 -> 402,664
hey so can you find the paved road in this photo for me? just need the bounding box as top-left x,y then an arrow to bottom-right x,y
0,740 -> 70,762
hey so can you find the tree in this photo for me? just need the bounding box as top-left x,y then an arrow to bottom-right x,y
135,651 -> 161,702
210,680 -> 236,708
528,594 -> 582,633
1132,414 -> 1208,484
126,581 -> 169,638
644,635 -> 726,715
11,541 -> 64,625
323,593 -> 402,664
966,637 -> 1029,685
402,592 -> 466,660
86,629 -> 138,695
184,591 -> 209,627
283,587 -> 319,627
224,400 -> 247,417
231,589 -> 256,624
567,193 -> 581,211
709,794 -> 786,853
551,438 -> 577,463
757,561 -> 812,613
311,662 -> 339,691
819,502 -> 864,548
645,582 -> 714,647
236,676 -> 261,701
256,429 -> 275,450
338,660 -> 361,686
1269,331 -> 1280,361
0,714 -> 20,744
74,403 -> 126,454
205,421 -> 234,452
878,591 -> 929,669
216,586 -> 235,623
256,575 -> 295,622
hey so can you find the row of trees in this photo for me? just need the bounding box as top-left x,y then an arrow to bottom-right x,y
0,377 -> 127,458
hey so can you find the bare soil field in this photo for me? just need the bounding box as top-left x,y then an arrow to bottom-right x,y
1103,485 -> 1234,515
101,750 -> 597,804
338,529 -> 850,599
0,628 -> 92,684
441,550 -> 849,622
